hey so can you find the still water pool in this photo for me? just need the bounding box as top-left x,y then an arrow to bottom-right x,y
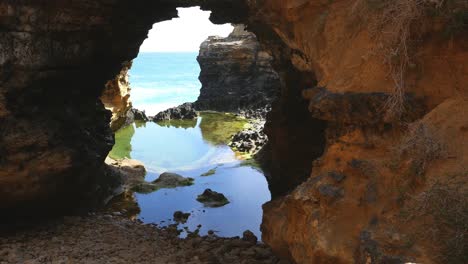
109,112 -> 271,238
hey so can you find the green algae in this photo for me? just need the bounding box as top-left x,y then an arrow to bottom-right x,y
108,123 -> 137,159
132,177 -> 195,194
156,118 -> 197,129
201,167 -> 217,176
109,112 -> 248,161
199,112 -> 247,145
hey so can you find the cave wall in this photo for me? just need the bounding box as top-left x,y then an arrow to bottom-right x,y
244,0 -> 467,263
0,0 -> 250,211
0,0 -> 186,211
101,61 -> 133,132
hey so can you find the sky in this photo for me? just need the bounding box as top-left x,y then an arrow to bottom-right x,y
139,7 -> 234,52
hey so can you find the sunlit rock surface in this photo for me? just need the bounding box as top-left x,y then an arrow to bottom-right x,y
195,24 -> 280,112
101,61 -> 133,131
0,1 -> 467,263
250,1 -> 467,263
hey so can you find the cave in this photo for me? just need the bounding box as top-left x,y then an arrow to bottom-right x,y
0,0 -> 326,210
101,7 -> 277,239
1,1 -> 466,263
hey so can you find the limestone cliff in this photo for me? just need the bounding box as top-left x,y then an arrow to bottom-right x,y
246,1 -> 468,263
101,61 -> 133,131
195,24 -> 280,112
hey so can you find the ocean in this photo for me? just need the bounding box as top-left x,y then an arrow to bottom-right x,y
112,51 -> 271,238
129,52 -> 201,116
110,114 -> 271,238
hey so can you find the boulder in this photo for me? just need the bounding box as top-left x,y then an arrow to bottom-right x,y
154,172 -> 195,188
151,103 -> 197,121
196,189 -> 230,207
129,108 -> 149,122
131,172 -> 194,194
173,211 -> 191,223
105,157 -> 146,188
242,230 -> 258,244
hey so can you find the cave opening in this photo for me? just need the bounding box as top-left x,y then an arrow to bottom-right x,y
130,7 -> 233,115
2,1 -> 466,263
101,7 -> 275,239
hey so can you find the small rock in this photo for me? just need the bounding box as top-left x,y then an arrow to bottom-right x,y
103,214 -> 113,220
132,172 -> 194,194
196,189 -> 230,207
242,230 -> 257,244
173,211 -> 190,223
153,172 -> 194,188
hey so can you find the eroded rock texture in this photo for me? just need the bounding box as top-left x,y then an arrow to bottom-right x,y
1,0 -> 467,263
101,61 -> 133,131
195,24 -> 280,112
0,0 -> 204,212
247,1 -> 468,263
152,102 -> 198,121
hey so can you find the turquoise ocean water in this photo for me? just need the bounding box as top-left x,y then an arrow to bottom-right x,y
111,52 -> 271,238
129,52 -> 201,116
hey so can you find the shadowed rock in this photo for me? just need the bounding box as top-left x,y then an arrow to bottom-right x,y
242,230 -> 258,244
196,189 -> 230,207
195,25 -> 279,112
173,211 -> 191,223
132,172 -> 194,194
129,108 -> 149,122
152,103 -> 198,121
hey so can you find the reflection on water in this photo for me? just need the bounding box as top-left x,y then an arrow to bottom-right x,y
198,112 -> 247,145
109,112 -> 271,238
109,124 -> 135,159
156,118 -> 198,129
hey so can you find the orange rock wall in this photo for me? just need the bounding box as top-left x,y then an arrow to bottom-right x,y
249,1 -> 467,263
101,61 -> 133,131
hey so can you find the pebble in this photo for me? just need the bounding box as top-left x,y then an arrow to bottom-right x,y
0,214 -> 291,264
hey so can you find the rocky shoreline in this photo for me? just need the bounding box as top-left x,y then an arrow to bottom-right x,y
0,213 -> 289,264
151,103 -> 198,122
1,157 -> 284,263
57,24 -> 279,263
145,102 -> 269,158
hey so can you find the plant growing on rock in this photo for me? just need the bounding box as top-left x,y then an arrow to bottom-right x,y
396,121 -> 444,177
403,174 -> 468,264
352,0 -> 465,119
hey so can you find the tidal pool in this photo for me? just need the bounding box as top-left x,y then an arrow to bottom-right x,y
109,112 -> 271,238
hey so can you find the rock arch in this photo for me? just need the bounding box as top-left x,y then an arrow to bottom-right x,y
1,1 -> 466,263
